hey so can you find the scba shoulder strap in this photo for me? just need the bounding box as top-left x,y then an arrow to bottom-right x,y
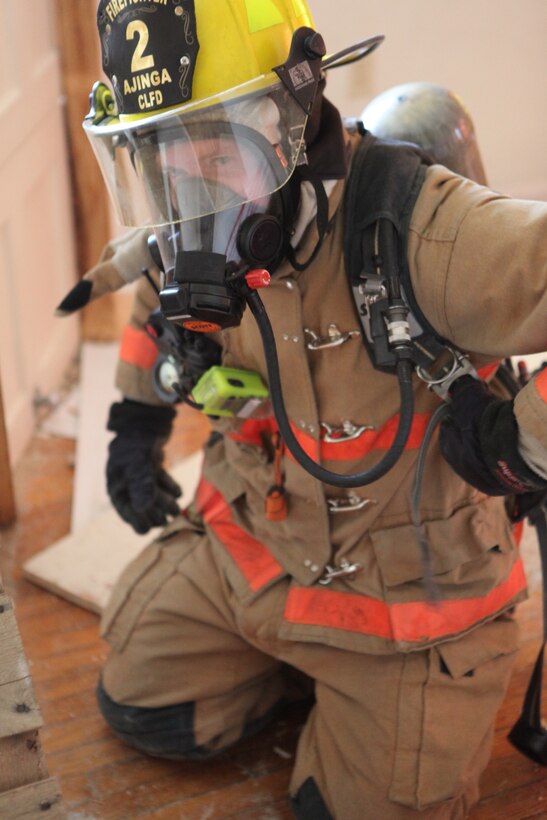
344,128 -> 452,374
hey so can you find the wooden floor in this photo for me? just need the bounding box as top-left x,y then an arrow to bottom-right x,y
1,410 -> 547,819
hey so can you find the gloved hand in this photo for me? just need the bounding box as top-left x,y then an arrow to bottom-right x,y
106,399 -> 182,534
56,228 -> 153,316
439,376 -> 547,496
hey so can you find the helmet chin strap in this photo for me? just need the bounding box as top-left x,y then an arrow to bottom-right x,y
281,88 -> 349,273
286,164 -> 331,272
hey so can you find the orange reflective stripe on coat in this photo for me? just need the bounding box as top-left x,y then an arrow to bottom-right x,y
477,362 -> 501,382
229,417 -> 320,460
512,519 -> 525,547
195,478 -> 283,592
284,557 -> 526,645
311,413 -> 433,462
230,413 -> 433,462
535,368 -> 547,402
229,364 -> 503,459
120,325 -> 158,369
229,418 -> 278,448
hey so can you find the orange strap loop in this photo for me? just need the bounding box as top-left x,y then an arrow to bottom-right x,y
265,431 -> 288,521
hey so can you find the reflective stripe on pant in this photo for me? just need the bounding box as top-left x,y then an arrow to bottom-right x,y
99,516 -> 519,817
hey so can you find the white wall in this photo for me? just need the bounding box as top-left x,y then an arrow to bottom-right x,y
0,0 -> 80,466
312,0 -> 547,199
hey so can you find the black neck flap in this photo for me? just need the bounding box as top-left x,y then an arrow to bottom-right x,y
305,90 -> 350,180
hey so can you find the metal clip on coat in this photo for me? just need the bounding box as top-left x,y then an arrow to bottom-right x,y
320,420 -> 375,443
319,558 -> 363,585
327,494 -> 376,513
305,324 -> 360,350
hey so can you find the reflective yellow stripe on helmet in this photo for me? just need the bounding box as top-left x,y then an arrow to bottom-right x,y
188,0 -> 314,109
244,0 -> 285,32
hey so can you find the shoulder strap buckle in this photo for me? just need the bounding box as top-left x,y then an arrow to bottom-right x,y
416,349 -> 479,400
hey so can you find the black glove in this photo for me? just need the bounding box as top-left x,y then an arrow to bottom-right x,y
106,399 -> 182,534
439,376 -> 547,496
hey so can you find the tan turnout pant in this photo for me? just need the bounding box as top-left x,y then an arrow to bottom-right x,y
100,516 -> 519,819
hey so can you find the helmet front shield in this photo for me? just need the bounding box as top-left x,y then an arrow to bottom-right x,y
83,78 -> 308,228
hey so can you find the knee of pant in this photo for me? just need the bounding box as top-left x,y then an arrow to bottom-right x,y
96,678 -> 216,761
291,777 -> 333,820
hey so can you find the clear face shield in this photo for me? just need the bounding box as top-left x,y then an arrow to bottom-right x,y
84,79 -> 308,277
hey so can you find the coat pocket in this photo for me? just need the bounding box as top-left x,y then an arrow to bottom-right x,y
370,501 -> 516,589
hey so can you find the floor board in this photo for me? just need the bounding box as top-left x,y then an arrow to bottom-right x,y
1,410 -> 547,818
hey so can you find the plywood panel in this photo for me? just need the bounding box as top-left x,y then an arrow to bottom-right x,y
0,678 -> 42,739
23,453 -> 203,613
0,777 -> 63,819
70,342 -> 119,533
0,731 -> 48,794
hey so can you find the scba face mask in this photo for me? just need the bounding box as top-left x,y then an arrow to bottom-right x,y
133,109 -> 300,330
84,66 -> 312,331
154,155 -> 296,332
87,91 -> 302,330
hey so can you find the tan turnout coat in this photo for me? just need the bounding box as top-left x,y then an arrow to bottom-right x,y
112,134 -> 547,656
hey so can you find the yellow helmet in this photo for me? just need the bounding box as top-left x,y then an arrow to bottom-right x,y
97,0 -> 315,120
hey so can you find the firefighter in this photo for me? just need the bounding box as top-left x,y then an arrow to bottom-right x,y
69,1 -> 547,816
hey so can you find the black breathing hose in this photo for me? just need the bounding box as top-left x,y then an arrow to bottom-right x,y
247,290 -> 415,488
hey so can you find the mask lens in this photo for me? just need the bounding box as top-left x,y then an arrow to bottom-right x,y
152,128 -> 280,226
